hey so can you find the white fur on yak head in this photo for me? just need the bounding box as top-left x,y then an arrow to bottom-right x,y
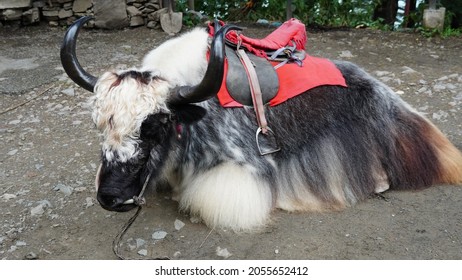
60,16 -> 240,211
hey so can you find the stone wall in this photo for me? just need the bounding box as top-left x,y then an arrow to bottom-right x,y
0,0 -> 169,29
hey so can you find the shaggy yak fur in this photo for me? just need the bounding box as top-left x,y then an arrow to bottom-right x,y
61,17 -> 462,232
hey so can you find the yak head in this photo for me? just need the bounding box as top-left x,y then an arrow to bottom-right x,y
60,16 -> 239,212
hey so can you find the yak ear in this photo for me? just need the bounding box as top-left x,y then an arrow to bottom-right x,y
171,104 -> 207,125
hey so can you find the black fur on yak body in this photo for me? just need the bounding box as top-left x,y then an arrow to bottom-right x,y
61,17 -> 462,232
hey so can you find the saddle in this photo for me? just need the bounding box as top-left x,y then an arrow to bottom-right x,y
210,19 -> 308,155
222,18 -> 307,106
224,45 -> 279,106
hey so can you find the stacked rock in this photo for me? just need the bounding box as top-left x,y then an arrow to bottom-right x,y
0,0 -> 170,29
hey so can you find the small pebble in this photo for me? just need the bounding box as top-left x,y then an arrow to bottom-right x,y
152,231 -> 167,240
8,245 -> 17,253
74,187 -> 86,192
190,216 -> 201,224
374,70 -> 391,77
1,194 -> 17,201
84,197 -> 94,208
16,241 -> 27,246
136,238 -> 146,248
126,238 -> 136,251
61,88 -> 75,96
9,120 -> 21,125
138,249 -> 148,256
339,50 -> 354,58
437,76 -> 448,81
216,247 -> 232,258
174,219 -> 185,231
7,149 -> 18,156
31,202 -> 48,217
401,66 -> 417,74
53,183 -> 73,196
25,252 -> 38,260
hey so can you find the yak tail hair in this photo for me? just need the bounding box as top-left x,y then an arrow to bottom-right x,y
388,112 -> 462,190
427,122 -> 462,185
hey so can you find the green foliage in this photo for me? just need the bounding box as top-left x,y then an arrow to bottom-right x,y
440,0 -> 462,28
177,0 -> 384,28
417,26 -> 462,38
440,28 -> 461,38
177,1 -> 242,19
258,0 -> 384,28
416,26 -> 460,38
367,17 -> 393,31
175,0 -> 459,37
182,12 -> 202,27
254,0 -> 287,21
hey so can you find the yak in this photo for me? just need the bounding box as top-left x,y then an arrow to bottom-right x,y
61,16 -> 462,232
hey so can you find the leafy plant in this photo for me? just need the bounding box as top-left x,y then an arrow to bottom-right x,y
182,12 -> 202,27
175,0 -> 460,37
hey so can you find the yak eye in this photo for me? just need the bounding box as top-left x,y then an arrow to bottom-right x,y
143,113 -> 170,126
140,113 -> 172,141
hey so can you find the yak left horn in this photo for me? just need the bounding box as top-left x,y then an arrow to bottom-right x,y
60,16 -> 98,93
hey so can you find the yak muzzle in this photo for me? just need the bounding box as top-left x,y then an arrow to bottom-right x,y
94,164 -> 138,212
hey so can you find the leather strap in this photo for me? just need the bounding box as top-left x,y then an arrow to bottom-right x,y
236,48 -> 268,134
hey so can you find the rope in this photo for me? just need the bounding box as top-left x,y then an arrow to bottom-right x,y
112,205 -> 144,259
1,84 -> 54,115
112,171 -> 170,260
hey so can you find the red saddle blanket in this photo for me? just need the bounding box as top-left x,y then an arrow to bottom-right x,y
210,19 -> 347,107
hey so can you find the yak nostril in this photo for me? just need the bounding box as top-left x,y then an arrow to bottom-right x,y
97,193 -> 126,210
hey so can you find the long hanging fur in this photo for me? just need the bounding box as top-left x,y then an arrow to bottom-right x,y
171,61 -> 462,231
89,28 -> 462,232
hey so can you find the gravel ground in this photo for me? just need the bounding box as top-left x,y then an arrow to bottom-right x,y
1,23 -> 461,260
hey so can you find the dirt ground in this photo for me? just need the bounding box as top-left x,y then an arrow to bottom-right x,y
1,22 -> 461,260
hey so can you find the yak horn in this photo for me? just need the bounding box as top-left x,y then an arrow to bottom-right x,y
60,16 -> 98,93
167,24 -> 242,105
